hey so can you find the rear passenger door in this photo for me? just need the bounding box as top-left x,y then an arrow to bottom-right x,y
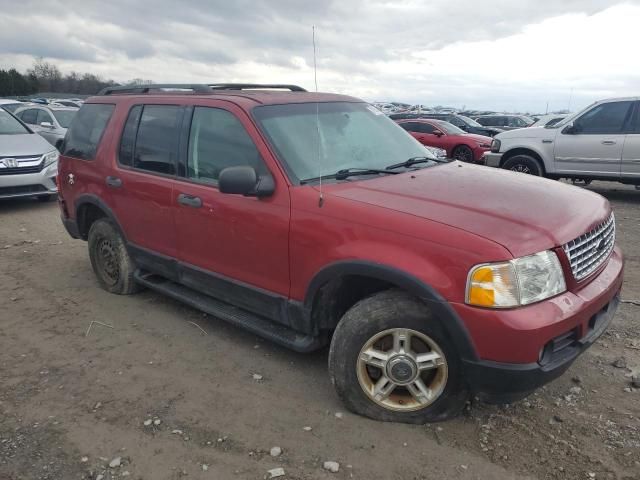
113,104 -> 184,275
621,101 -> 640,178
173,104 -> 291,317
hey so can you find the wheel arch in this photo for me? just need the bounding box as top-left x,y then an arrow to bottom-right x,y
75,194 -> 125,241
500,147 -> 546,173
303,260 -> 479,362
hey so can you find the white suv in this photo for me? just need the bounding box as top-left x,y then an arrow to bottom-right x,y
484,97 -> 639,185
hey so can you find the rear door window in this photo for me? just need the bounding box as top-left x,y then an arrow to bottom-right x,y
132,105 -> 182,175
118,105 -> 143,167
399,122 -> 422,132
62,104 -> 115,160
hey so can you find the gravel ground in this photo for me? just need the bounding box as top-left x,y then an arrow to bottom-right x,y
0,181 -> 639,480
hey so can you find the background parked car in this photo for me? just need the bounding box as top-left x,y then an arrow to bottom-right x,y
0,107 -> 59,201
395,113 -> 503,137
531,113 -> 568,128
474,114 -> 535,130
396,118 -> 491,163
14,105 -> 78,150
483,96 -> 640,185
52,99 -> 83,108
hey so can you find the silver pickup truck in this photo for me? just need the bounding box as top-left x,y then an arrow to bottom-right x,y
483,97 -> 639,186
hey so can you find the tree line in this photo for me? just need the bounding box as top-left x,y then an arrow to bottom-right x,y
0,58 -> 151,97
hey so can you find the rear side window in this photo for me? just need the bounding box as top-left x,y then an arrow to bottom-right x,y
131,105 -> 181,175
62,104 -> 115,160
399,122 -> 421,132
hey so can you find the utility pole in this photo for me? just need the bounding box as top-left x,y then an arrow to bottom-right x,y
568,88 -> 574,112
545,101 -> 549,114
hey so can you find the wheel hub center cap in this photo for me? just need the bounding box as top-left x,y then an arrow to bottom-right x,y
386,355 -> 418,385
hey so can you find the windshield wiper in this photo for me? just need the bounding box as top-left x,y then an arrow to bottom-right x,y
301,167 -> 399,184
385,156 -> 441,170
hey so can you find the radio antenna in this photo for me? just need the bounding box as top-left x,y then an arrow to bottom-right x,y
313,25 -> 324,207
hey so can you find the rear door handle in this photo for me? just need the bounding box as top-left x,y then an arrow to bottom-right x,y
601,140 -> 616,145
105,176 -> 122,188
177,193 -> 202,208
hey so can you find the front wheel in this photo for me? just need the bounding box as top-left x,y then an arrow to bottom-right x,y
452,145 -> 474,163
502,155 -> 543,176
328,290 -> 468,423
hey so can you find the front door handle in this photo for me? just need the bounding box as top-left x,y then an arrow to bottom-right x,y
177,193 -> 202,208
105,176 -> 122,188
601,140 -> 616,145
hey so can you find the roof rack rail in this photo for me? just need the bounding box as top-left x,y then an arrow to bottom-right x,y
208,83 -> 307,92
98,84 -> 213,95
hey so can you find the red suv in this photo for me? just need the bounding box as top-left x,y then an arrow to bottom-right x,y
57,84 -> 623,424
396,118 -> 492,163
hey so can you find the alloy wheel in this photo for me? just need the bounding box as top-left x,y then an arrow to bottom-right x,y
356,328 -> 448,412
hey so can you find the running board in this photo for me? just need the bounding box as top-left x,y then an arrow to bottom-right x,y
134,271 -> 324,352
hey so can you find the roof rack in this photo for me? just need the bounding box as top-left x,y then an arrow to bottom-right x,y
98,83 -> 307,96
98,84 -> 213,95
208,83 -> 307,92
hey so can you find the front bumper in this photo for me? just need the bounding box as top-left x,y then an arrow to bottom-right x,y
455,246 -> 624,402
0,162 -> 58,199
482,152 -> 502,167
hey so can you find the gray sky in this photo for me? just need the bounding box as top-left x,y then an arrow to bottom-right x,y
1,0 -> 638,112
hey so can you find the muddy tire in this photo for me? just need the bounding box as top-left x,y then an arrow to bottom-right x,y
88,218 -> 140,295
328,289 -> 468,423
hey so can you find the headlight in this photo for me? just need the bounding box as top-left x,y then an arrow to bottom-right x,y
466,250 -> 566,308
490,139 -> 501,153
42,150 -> 59,167
477,142 -> 491,148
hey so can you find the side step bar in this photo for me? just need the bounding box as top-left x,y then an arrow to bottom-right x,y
134,271 -> 325,353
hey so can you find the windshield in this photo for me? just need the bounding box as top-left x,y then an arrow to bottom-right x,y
253,102 -> 434,182
458,115 -> 482,127
52,109 -> 77,128
435,121 -> 466,135
1,103 -> 23,113
0,109 -> 30,135
549,108 -> 587,128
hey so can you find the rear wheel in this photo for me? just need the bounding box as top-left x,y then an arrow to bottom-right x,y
503,155 -> 543,176
452,145 -> 474,162
88,218 -> 140,295
328,290 -> 468,423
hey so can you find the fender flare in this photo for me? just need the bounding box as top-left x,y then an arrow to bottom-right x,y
304,260 -> 479,362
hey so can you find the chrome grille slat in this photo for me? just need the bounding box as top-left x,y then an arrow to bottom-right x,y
563,214 -> 615,281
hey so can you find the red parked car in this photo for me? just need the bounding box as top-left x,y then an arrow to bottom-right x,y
58,83 -> 623,424
396,118 -> 492,163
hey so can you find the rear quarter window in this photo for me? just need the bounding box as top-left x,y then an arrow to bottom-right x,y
62,104 -> 115,160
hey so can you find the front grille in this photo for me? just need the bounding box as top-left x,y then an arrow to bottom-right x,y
563,214 -> 615,281
0,156 -> 44,175
0,184 -> 47,196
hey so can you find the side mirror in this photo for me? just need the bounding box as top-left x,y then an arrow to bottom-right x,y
40,121 -> 54,128
433,130 -> 443,137
218,166 -> 275,198
562,122 -> 579,134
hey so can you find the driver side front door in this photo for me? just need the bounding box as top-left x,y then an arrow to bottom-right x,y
554,100 -> 633,177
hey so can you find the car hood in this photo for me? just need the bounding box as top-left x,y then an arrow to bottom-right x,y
461,133 -> 493,143
0,133 -> 54,156
326,162 -> 609,258
495,126 -> 552,140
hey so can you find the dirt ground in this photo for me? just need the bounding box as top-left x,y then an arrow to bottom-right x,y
1,181 -> 639,480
